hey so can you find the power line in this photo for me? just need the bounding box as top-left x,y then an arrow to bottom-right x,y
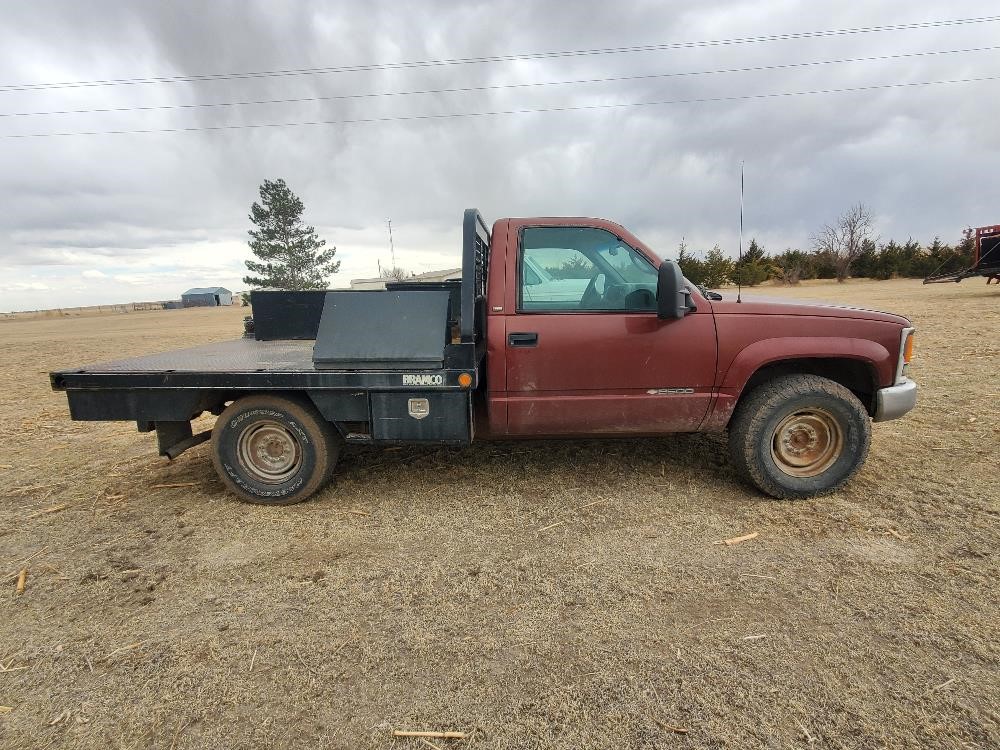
2,15 -> 998,93
3,44 -> 996,118
3,74 -> 996,140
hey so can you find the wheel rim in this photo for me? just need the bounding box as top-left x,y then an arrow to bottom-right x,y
770,408 -> 844,478
237,420 -> 303,484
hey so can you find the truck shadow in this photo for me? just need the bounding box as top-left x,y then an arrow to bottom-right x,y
337,431 -> 739,497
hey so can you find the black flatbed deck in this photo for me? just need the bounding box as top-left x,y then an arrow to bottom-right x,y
51,338 -> 477,391
64,339 -> 316,373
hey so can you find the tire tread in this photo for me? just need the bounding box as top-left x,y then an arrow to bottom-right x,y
728,374 -> 871,499
210,394 -> 339,505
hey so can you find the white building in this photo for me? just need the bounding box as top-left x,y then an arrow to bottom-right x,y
349,268 -> 462,290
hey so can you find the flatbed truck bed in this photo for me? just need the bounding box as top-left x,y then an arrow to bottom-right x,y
50,338 -> 478,391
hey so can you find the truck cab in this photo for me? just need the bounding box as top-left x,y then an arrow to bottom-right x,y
483,216 -> 717,436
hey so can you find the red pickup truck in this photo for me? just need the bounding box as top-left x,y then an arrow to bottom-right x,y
50,209 -> 917,504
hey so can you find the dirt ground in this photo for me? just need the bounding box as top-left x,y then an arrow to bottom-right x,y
1,278 -> 997,750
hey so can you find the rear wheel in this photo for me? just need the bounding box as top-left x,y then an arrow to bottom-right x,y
211,395 -> 339,505
728,374 -> 871,499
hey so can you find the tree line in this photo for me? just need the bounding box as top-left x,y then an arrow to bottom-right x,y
240,184 -> 975,292
678,203 -> 976,288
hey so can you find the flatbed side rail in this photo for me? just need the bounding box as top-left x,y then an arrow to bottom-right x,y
461,209 -> 491,343
50,368 -> 476,391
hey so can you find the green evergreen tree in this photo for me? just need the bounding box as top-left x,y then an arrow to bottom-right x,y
773,249 -> 810,284
872,239 -> 902,279
852,240 -> 879,278
734,238 -> 772,286
702,245 -> 734,288
812,249 -> 839,279
243,178 -> 340,290
955,228 -> 976,267
676,240 -> 707,285
898,239 -> 925,277
742,238 -> 766,264
914,237 -> 956,280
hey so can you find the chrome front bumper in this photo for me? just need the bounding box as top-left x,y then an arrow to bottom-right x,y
873,377 -> 917,422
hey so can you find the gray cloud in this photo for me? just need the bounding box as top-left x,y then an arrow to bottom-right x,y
1,0 -> 999,309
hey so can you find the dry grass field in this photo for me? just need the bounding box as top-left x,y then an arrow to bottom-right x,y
1,278 -> 997,749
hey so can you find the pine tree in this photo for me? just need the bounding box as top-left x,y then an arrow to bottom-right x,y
734,238 -> 772,286
773,249 -> 810,285
676,240 -> 706,285
243,179 -> 340,290
742,238 -> 766,264
702,245 -> 734,288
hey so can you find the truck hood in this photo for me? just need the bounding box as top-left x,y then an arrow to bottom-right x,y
708,294 -> 910,326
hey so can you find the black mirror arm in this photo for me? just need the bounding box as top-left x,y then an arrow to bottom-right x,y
683,289 -> 697,313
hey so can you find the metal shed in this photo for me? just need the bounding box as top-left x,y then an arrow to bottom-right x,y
181,287 -> 233,307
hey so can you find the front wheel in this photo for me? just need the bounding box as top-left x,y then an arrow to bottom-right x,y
728,374 -> 871,499
211,395 -> 339,505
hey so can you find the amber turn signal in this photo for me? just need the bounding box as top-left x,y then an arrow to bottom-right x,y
458,372 -> 473,389
903,333 -> 914,363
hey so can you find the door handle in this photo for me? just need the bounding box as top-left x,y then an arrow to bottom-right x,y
508,332 -> 539,347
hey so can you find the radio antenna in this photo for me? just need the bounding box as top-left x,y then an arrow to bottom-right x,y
737,161 -> 745,304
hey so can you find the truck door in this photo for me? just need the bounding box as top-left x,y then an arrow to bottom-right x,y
501,225 -> 717,436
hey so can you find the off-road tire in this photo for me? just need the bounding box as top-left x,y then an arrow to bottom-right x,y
211,395 -> 339,505
728,374 -> 871,499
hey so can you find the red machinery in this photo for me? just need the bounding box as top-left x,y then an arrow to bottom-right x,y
924,225 -> 1000,284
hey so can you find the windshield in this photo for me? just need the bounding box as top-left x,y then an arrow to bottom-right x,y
595,243 -> 658,284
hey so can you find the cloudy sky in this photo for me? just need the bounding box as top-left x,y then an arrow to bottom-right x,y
2,0 -> 999,311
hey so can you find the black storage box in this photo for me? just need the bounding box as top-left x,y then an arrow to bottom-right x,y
370,392 -> 471,442
384,279 -> 462,322
250,290 -> 328,340
312,290 -> 450,370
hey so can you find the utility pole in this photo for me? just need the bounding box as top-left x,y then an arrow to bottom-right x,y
387,218 -> 396,270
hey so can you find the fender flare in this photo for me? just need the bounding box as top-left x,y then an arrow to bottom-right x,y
720,337 -> 892,392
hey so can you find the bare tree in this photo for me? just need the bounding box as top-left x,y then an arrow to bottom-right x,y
379,265 -> 413,282
813,203 -> 876,282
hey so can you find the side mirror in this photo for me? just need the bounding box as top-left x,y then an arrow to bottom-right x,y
656,261 -> 694,319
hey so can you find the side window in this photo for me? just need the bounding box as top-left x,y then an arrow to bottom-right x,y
519,226 -> 658,312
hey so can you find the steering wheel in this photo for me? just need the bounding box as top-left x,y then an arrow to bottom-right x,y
580,273 -> 606,309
